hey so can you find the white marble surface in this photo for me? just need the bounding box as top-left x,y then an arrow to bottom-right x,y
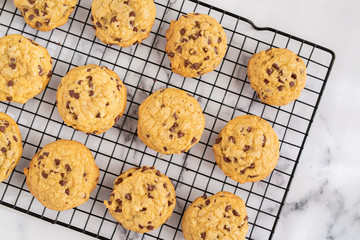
1,0 -> 359,239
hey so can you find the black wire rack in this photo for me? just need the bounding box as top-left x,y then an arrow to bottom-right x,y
0,0 -> 335,239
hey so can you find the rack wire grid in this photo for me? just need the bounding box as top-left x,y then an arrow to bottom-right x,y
0,0 -> 335,239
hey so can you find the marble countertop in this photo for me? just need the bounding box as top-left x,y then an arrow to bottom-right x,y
1,0 -> 359,239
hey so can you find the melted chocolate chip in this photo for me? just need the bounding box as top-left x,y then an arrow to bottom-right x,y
289,81 -> 295,87
291,73 -> 297,79
125,193 -> 131,200
129,11 -> 136,17
168,201 -> 173,206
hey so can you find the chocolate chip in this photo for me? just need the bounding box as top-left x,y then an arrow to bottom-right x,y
191,33 -> 200,40
43,152 -> 49,157
115,178 -> 123,184
248,175 -> 258,178
156,170 -> 161,176
41,171 -> 48,179
168,201 -> 173,206
201,232 -> 206,239
116,199 -> 122,205
28,0 -> 34,5
208,38 -> 212,45
114,206 -> 122,213
278,78 -> 285,84
205,199 -> 210,205
214,46 -> 218,55
181,38 -> 188,43
83,172 -> 87,177
65,164 -> 72,171
129,11 -> 136,17
223,156 -> 231,163
224,225 -> 230,232
89,90 -> 94,96
55,159 -> 61,165
129,20 -> 134,27
191,137 -> 197,144
218,37 -> 222,43
163,182 -> 167,188
34,9 -> 39,16
138,225 -> 144,229
244,215 -> 249,221
23,8 -> 28,13
176,45 -> 182,54
201,194 -> 207,199
177,131 -> 184,138
262,135 -> 266,147
0,126 -> 5,132
267,68 -> 273,76
195,21 -> 200,27
65,188 -> 70,195
96,113 -> 101,118
247,127 -> 252,132
38,65 -> 44,76
193,63 -> 200,70
277,86 -> 284,91
180,28 -> 186,35
125,193 -> 131,200
147,184 -> 155,191
13,135 -> 18,142
215,137 -> 222,144
184,60 -> 190,67
142,166 -> 148,172
173,113 -> 178,119
133,27 -> 138,32
264,79 -> 269,84
272,63 -> 279,70
6,96 -> 12,101
289,81 -> 295,87
115,115 -> 120,122
96,22 -> 102,28
115,38 -> 122,42
228,136 -> 235,143
59,180 -> 67,186
147,226 -> 154,230
243,145 -> 250,152
296,58 -> 300,62
1,147 -> 6,153
147,193 -> 153,199
189,48 -> 196,55
225,205 -> 231,212
9,63 -> 16,69
124,0 -> 129,4
66,101 -> 70,109
47,71 -> 52,78
36,21 -> 42,28
291,73 -> 297,79
60,173 -> 65,178
232,210 -> 240,216
168,52 -> 175,57
7,81 -> 13,88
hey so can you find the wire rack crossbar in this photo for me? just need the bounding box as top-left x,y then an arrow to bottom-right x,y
0,0 -> 335,239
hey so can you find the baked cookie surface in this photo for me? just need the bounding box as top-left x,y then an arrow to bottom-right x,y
247,48 -> 307,106
104,166 -> 176,233
91,0 -> 156,47
0,112 -> 22,182
0,34 -> 52,103
24,139 -> 99,211
165,13 -> 227,78
182,191 -> 249,240
213,115 -> 279,184
137,88 -> 205,155
14,0 -> 78,31
56,65 -> 127,135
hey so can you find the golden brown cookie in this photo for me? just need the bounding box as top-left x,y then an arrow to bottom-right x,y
14,0 -> 78,31
104,166 -> 176,233
247,48 -> 307,106
24,139 -> 99,211
182,191 -> 249,240
0,34 -> 52,103
0,112 -> 22,182
91,0 -> 156,47
137,88 -> 205,155
165,13 -> 227,78
56,65 -> 127,135
213,115 -> 279,184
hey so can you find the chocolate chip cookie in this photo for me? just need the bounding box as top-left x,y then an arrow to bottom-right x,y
14,0 -> 78,31
56,65 -> 127,135
182,191 -> 249,240
137,88 -> 205,155
165,13 -> 227,78
91,0 -> 156,47
104,166 -> 176,233
247,48 -> 307,106
213,115 -> 279,184
24,139 -> 99,211
0,34 -> 52,103
0,112 -> 22,182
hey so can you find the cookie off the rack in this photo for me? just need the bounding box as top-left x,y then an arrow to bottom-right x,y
165,12 -> 227,78
23,140 -> 99,211
0,34 -> 52,103
91,0 -> 156,47
0,112 -> 22,183
104,166 -> 176,233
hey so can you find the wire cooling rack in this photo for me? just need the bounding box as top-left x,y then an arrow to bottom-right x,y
0,0 -> 335,239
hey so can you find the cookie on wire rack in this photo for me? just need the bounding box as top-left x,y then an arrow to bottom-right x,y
14,0 -> 78,31
56,65 -> 127,135
0,112 -> 22,183
91,0 -> 156,47
247,48 -> 307,106
24,139 -> 99,211
0,34 -> 52,103
165,12 -> 227,78
213,115 -> 279,184
104,166 -> 176,233
182,191 -> 249,240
